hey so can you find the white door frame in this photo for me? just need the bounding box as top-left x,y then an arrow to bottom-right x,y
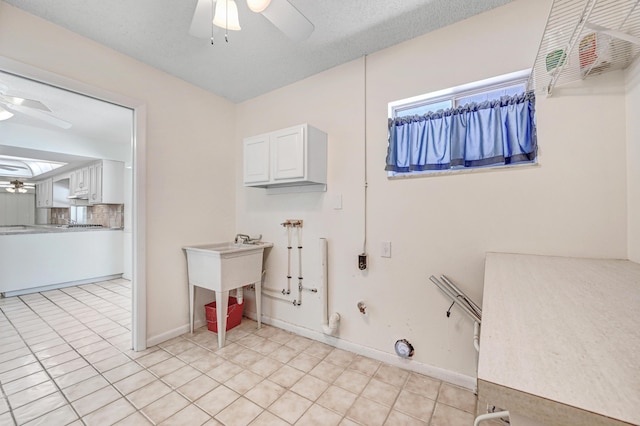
0,56 -> 147,351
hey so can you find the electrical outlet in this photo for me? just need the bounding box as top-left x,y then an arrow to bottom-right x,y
381,241 -> 391,258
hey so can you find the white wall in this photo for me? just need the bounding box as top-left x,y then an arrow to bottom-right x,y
236,0 -> 629,380
0,2 -> 237,341
626,60 -> 640,262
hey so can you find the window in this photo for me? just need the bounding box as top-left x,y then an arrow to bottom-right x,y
387,70 -> 537,176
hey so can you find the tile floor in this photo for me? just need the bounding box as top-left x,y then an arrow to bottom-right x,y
0,279 -> 481,426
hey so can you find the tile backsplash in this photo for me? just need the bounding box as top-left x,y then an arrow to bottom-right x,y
50,204 -> 124,228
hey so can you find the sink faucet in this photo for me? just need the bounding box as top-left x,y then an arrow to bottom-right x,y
235,234 -> 250,244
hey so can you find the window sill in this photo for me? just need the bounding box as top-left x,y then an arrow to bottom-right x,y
387,161 -> 539,180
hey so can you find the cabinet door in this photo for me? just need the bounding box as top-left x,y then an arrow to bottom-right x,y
271,126 -> 305,181
244,135 -> 270,184
89,162 -> 102,203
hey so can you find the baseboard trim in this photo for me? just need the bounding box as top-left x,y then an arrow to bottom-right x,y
146,319 -> 206,347
1,274 -> 123,298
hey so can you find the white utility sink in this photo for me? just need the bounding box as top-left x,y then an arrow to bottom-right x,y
183,241 -> 272,348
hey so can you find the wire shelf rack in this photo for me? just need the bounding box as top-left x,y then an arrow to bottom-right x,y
528,0 -> 640,96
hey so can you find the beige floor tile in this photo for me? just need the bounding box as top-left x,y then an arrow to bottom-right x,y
148,356 -> 187,377
126,379 -> 172,409
268,345 -> 298,364
349,356 -> 381,377
437,383 -> 477,414
248,357 -> 282,378
54,365 -> 99,389
374,364 -> 410,389
8,379 -> 59,409
308,360 -> 345,383
384,409 -> 428,425
0,347 -> 31,364
324,348 -> 357,368
141,391 -> 191,424
224,370 -> 264,394
0,362 -> 42,384
244,379 -> 285,408
291,374 -> 330,401
178,374 -> 220,401
346,396 -> 391,426
214,397 -> 262,426
403,373 -> 441,400
296,403 -> 343,426
12,392 -> 67,425
196,385 -> 240,417
229,348 -> 263,368
102,361 -> 143,383
22,404 -> 78,426
430,403 -> 475,426
268,364 -> 304,389
334,369 -> 370,394
3,371 -> 49,395
113,410 -> 153,425
162,339 -> 199,356
0,397 -> 7,415
82,397 -> 136,426
62,375 -> 111,402
177,346 -> 212,364
252,338 -> 281,356
237,334 -> 267,349
249,411 -> 289,426
40,351 -> 80,368
136,348 -> 172,367
0,354 -> 37,374
393,389 -> 436,422
46,357 -> 89,378
189,353 -> 226,373
268,390 -> 312,424
206,361 -> 243,383
76,340 -> 112,357
162,365 -> 203,389
83,346 -> 121,364
114,370 -> 156,394
339,418 -> 359,426
72,384 -> 122,416
317,385 -> 358,415
362,378 -> 401,407
159,403 -> 211,426
305,341 -> 334,359
289,352 -> 322,373
92,353 -> 131,373
284,335 -> 313,352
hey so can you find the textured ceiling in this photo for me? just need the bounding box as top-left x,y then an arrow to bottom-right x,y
3,0 -> 516,103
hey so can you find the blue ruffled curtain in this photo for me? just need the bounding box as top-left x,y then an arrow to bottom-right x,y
386,91 -> 537,172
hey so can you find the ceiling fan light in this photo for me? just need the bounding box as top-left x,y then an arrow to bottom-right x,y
0,106 -> 14,121
213,0 -> 242,31
5,187 -> 15,193
247,0 -> 271,13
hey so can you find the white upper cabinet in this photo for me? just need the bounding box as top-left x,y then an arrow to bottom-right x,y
89,160 -> 124,205
243,124 -> 327,193
35,178 -> 52,208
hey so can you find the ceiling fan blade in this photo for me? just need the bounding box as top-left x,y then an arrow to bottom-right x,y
189,0 -> 214,39
261,0 -> 314,41
0,94 -> 51,112
5,103 -> 72,129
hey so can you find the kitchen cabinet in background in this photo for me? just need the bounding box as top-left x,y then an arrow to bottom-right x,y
89,160 -> 124,204
243,124 -> 327,194
35,178 -> 52,208
69,166 -> 89,198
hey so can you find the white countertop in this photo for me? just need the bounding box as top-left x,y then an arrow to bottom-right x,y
478,253 -> 640,426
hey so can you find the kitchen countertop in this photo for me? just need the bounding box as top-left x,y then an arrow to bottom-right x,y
478,253 -> 640,426
0,225 -> 124,235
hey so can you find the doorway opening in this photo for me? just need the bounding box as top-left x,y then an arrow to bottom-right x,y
0,56 -> 146,351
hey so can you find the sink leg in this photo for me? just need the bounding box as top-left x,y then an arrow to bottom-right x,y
215,290 -> 229,348
255,280 -> 262,330
189,283 -> 195,334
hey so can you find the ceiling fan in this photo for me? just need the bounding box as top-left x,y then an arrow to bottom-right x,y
0,84 -> 72,129
189,0 -> 314,42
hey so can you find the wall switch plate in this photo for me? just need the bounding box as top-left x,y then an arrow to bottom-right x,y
381,241 -> 392,258
333,194 -> 343,210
